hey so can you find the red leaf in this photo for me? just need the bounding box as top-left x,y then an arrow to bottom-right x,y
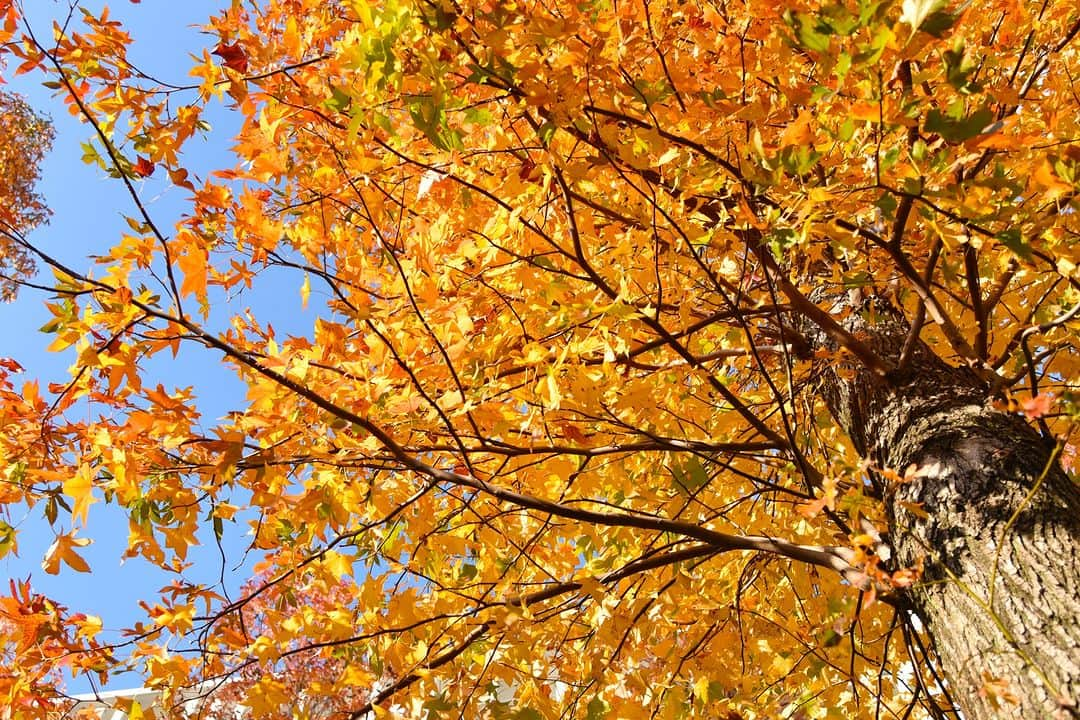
558,422 -> 588,444
213,41 -> 249,73
518,159 -> 536,179
132,156 -> 155,177
0,357 -> 23,372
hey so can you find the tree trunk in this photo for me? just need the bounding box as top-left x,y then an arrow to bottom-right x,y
820,307 -> 1080,719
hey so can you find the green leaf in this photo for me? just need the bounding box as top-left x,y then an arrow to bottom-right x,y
422,693 -> 455,716
324,85 -> 352,113
671,456 -> 709,495
851,25 -> 892,66
996,229 -> 1031,260
0,519 -> 15,560
925,106 -> 993,142
843,271 -> 874,288
707,681 -> 727,702
820,628 -> 843,647
538,121 -> 557,147
857,0 -> 890,26
876,192 -> 898,218
921,9 -> 960,37
944,42 -> 979,92
80,141 -> 103,168
586,697 -> 609,720
778,145 -> 822,175
837,117 -> 856,142
784,10 -> 833,52
817,4 -> 860,36
408,95 -> 463,151
768,227 -> 799,260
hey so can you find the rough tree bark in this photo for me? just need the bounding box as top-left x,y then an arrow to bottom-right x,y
821,302 -> 1080,719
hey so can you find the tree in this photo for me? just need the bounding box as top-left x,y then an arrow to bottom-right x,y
0,0 -> 1078,718
184,571 -> 372,720
0,86 -> 53,301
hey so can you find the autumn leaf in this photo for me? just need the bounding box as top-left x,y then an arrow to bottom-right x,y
168,166 -> 195,190
212,41 -> 248,73
42,532 -> 92,574
557,422 -> 588,444
72,613 -> 103,641
300,272 -> 311,309
0,91 -> 53,301
780,111 -> 816,147
62,463 -> 97,526
132,155 -> 155,177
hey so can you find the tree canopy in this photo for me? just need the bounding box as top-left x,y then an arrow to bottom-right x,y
0,85 -> 52,301
1,0 -> 1079,718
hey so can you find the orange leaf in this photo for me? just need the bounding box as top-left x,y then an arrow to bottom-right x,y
780,111 -> 815,146
42,532 -> 92,574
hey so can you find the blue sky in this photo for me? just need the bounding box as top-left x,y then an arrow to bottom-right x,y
0,0 -> 284,694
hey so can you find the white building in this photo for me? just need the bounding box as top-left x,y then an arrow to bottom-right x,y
67,685 -> 224,720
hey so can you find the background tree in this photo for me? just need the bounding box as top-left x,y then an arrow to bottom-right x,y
0,1 -> 1078,719
189,571 -> 372,720
0,87 -> 53,301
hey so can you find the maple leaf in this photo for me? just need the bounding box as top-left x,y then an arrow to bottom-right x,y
0,357 -> 23,372
212,41 -> 248,73
131,155 -> 155,177
62,463 -> 97,526
42,532 -> 92,574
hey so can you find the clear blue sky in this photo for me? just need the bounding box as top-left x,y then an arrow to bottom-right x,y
0,0 -> 305,695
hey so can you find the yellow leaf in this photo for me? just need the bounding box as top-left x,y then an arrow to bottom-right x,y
321,549 -> 352,580
154,603 -> 194,634
849,102 -> 881,121
75,614 -> 103,641
245,677 -> 290,718
350,0 -> 373,28
63,463 -> 97,526
42,532 -> 92,574
300,272 -> 311,309
692,675 -> 710,703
